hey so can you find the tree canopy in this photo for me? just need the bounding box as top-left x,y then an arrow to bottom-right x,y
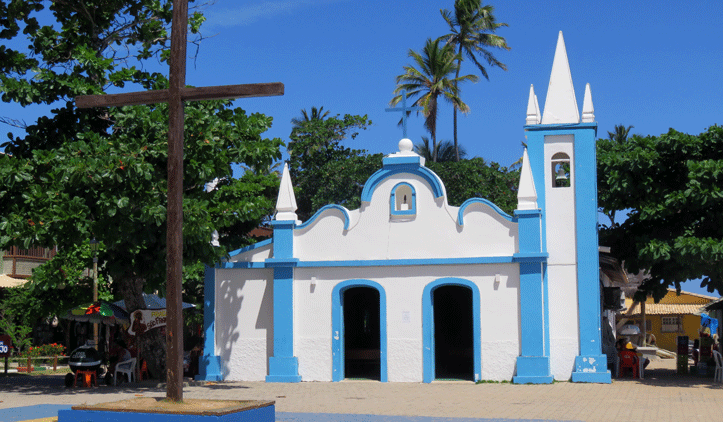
287,113 -> 380,221
597,125 -> 723,300
0,0 -> 282,374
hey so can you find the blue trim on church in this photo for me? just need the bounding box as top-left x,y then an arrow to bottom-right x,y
265,219 -> 302,382
331,279 -> 388,382
221,254 -> 548,269
361,159 -> 444,202
457,198 -> 515,224
296,205 -> 352,231
570,122 -> 611,383
196,265 -> 222,381
390,182 -> 417,216
513,207 -> 552,384
422,278 -> 481,383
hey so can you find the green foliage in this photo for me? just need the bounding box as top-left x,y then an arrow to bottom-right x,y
597,125 -> 723,299
0,303 -> 32,354
288,113 -> 380,221
0,97 -> 282,306
0,0 -> 200,156
427,158 -> 518,213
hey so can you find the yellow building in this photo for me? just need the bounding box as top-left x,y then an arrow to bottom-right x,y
622,289 -> 717,353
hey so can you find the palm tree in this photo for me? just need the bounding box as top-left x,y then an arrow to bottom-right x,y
439,0 -> 509,161
290,106 -> 330,129
391,38 -> 478,162
415,136 -> 467,163
607,124 -> 634,143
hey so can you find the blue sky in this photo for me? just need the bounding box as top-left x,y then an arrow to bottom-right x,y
1,0 -> 721,296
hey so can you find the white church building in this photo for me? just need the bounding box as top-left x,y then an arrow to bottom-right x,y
196,32 -> 612,384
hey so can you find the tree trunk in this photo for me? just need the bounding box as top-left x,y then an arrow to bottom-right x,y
454,47 -> 462,162
116,275 -> 166,379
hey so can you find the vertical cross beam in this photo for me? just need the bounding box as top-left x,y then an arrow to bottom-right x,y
386,90 -> 422,139
165,0 -> 187,401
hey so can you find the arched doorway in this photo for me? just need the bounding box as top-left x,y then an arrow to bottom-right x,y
433,285 -> 473,380
343,287 -> 380,380
331,280 -> 388,382
423,278 -> 481,383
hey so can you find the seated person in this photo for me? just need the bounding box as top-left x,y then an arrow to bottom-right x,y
109,339 -> 132,374
616,337 -> 650,369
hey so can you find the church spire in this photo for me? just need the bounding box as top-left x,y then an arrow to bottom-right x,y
541,31 -> 579,124
526,84 -> 541,125
581,83 -> 595,123
517,148 -> 538,210
275,162 -> 298,221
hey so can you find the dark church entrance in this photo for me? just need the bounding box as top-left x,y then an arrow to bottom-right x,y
343,287 -> 381,380
433,285 -> 474,380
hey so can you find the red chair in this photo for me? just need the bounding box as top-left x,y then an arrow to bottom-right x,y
618,350 -> 639,378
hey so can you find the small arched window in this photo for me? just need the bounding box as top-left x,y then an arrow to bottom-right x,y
550,152 -> 571,188
390,182 -> 416,216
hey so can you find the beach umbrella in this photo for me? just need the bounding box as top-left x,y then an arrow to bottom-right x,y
63,301 -> 130,326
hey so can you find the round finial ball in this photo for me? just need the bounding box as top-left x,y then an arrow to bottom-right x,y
399,138 -> 413,152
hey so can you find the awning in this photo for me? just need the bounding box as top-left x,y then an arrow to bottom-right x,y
0,274 -> 28,288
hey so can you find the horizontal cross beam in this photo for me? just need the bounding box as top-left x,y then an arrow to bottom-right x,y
76,82 -> 284,108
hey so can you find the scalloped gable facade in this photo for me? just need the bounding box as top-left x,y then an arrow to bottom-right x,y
198,31 -> 611,385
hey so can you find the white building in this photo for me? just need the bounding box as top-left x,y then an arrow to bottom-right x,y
197,32 -> 611,384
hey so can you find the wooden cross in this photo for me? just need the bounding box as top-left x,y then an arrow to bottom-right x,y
75,0 -> 283,402
386,90 -> 422,138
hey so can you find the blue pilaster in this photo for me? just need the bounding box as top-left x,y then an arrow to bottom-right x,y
513,209 -> 552,384
571,123 -> 611,383
196,265 -> 223,381
265,220 -> 301,382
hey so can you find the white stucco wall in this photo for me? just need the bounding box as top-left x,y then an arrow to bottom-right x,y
547,264 -> 580,380
294,174 -> 518,261
544,134 -> 576,265
292,264 -> 521,382
215,268 -> 273,381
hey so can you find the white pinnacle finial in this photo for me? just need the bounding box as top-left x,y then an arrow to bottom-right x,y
275,162 -> 298,221
541,31 -> 580,124
517,149 -> 538,210
581,83 -> 595,123
526,84 -> 541,125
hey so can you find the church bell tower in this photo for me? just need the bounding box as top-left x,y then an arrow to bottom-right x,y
524,31 -> 611,383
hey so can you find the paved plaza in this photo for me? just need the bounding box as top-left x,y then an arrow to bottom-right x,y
1,359 -> 722,422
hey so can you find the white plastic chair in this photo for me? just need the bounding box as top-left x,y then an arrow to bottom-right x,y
114,357 -> 137,386
713,350 -> 723,383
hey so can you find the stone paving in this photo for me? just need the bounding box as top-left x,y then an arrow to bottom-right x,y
1,359 -> 722,422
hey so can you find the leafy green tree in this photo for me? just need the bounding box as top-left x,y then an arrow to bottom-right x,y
391,38 -> 478,162
290,106 -> 331,129
0,0 -> 206,156
439,0 -> 509,161
287,114 -> 381,221
427,158 -> 518,213
597,125 -> 723,300
0,0 -> 282,376
415,136 -> 467,163
0,98 -> 282,375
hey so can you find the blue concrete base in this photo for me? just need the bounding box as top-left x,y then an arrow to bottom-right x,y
571,354 -> 612,383
513,356 -> 553,384
196,354 -> 223,381
58,402 -> 274,422
266,356 -> 302,382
